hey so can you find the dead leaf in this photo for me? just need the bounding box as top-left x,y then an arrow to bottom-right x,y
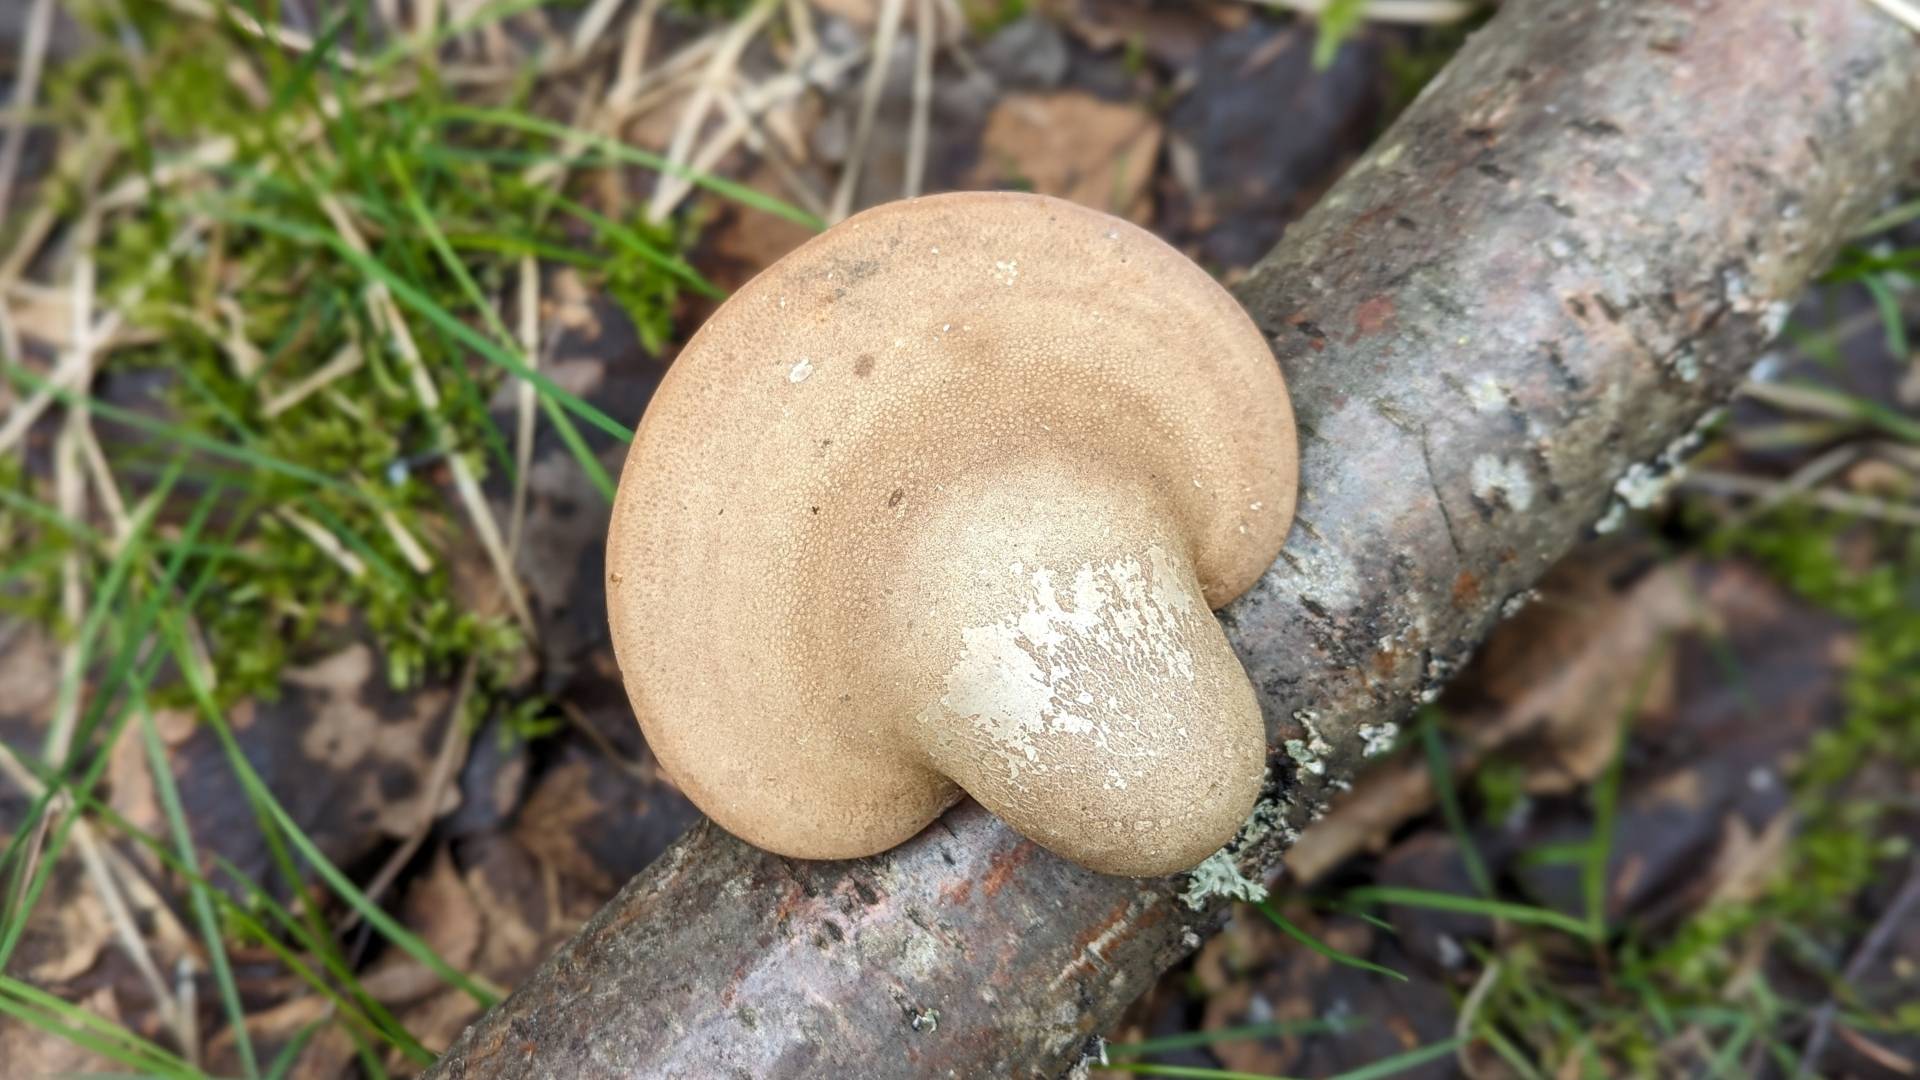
207,994 -> 332,1079
463,833 -> 563,987
282,644 -> 457,840
361,849 -> 484,1006
1286,551 -> 1699,883
971,91 -> 1162,223
13,862 -> 112,984
0,987 -> 124,1079
1700,812 -> 1796,908
1061,0 -> 1248,68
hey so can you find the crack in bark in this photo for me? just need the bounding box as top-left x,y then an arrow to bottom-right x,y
1420,426 -> 1466,560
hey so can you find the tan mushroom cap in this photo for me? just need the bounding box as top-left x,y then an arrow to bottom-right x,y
606,191 -> 1296,876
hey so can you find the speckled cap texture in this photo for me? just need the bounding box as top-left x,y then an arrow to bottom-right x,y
605,191 -> 1297,875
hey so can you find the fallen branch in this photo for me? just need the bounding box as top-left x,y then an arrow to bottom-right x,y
428,2 -> 1920,1076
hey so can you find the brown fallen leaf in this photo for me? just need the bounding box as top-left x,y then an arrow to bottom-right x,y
1699,812 -> 1797,909
279,643 -> 459,841
360,849 -> 484,1007
0,987 -> 125,1079
1285,548 -> 1699,883
971,91 -> 1163,223
1061,0 -> 1249,69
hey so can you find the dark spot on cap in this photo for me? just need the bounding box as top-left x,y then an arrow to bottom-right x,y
887,488 -> 905,508
854,354 -> 875,377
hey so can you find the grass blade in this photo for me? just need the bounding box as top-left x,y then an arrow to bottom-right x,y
1419,707 -> 1493,898
159,615 -> 499,1008
1344,886 -> 1597,940
138,699 -> 260,1078
1861,275 -> 1911,362
1583,641 -> 1668,940
1255,900 -> 1407,982
543,188 -> 724,299
1107,1017 -> 1365,1058
208,206 -> 634,444
385,149 -> 617,502
0,492 -> 246,970
0,976 -> 197,1078
436,105 -> 824,230
1104,1064 -> 1301,1080
1328,1037 -> 1467,1080
4,366 -> 359,495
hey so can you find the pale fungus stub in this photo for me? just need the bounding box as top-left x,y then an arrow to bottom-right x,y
606,192 -> 1297,876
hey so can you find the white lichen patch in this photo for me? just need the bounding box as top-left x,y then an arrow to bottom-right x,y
993,258 -> 1019,286
1291,710 -> 1333,758
1284,738 -> 1326,776
1180,849 -> 1268,909
787,357 -> 814,383
1465,376 -> 1510,415
1669,345 -> 1700,383
1760,300 -> 1792,342
924,546 -> 1203,780
1614,460 -> 1675,509
1500,589 -> 1539,618
1357,722 -> 1399,758
1470,455 -> 1535,512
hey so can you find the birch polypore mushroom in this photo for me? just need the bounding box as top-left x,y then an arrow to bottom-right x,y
606,192 -> 1297,875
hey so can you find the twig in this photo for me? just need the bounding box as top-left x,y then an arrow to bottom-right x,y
377,506 -> 434,575
828,0 -> 907,223
67,378 -> 222,692
71,808 -> 189,1048
278,507 -> 367,579
1681,470 -> 1920,526
1737,379 -> 1873,423
903,0 -> 934,200
559,700 -> 655,781
612,0 -> 670,100
571,0 -> 632,59
0,0 -> 56,221
48,419 -> 86,768
346,656 -> 481,928
175,957 -> 201,1069
318,193 -> 535,634
716,89 -> 828,219
0,128 -> 111,290
157,0 -> 365,66
1720,442 -> 1859,530
4,714 -> 200,1056
0,289 -> 20,376
416,0 -> 444,48
0,216 -> 209,456
1454,959 -> 1501,1076
1835,1026 -> 1917,1074
214,296 -> 265,379
72,414 -> 130,540
786,0 -> 818,63
261,341 -> 364,418
1796,857 -> 1920,1077
646,0 -> 781,222
507,257 -> 539,560
606,34 -> 724,129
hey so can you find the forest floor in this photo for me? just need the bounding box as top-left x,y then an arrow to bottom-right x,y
0,2 -> 1917,1078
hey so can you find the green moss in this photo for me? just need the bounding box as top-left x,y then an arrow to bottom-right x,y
20,0 -> 698,716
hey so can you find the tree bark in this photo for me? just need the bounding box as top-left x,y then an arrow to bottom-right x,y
428,2 -> 1920,1077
